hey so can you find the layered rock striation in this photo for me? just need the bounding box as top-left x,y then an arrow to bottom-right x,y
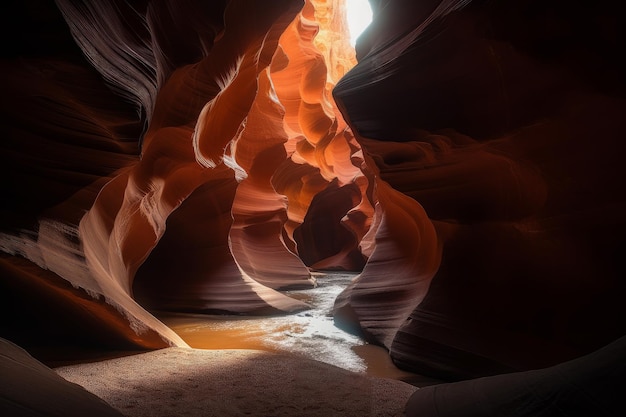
0,0 -> 374,348
1,0 -> 373,351
334,0 -> 626,379
1,0 -> 624,385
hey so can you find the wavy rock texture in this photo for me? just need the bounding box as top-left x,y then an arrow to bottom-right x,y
1,0 -> 624,388
1,0 -> 184,349
270,0 -> 373,271
83,0 -> 312,318
334,0 -> 626,379
1,0 -> 375,351
228,71 -> 314,291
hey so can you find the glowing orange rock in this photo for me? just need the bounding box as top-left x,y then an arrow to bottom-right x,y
229,70 -> 315,290
270,1 -> 374,268
3,0 -> 335,348
86,0 -> 310,319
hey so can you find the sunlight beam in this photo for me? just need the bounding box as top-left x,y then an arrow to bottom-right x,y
345,0 -> 373,46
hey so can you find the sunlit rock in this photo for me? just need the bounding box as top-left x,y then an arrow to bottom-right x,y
2,0 -> 623,388
80,0 -> 311,318
227,70 -> 315,290
0,0 -> 371,349
270,0 -> 373,269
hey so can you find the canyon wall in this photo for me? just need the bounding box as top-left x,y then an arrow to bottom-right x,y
1,0 -> 624,381
1,0 -> 372,352
334,0 -> 626,379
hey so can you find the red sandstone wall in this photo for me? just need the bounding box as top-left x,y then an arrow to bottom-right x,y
334,0 -> 626,379
1,0 -> 624,382
0,0 -> 375,351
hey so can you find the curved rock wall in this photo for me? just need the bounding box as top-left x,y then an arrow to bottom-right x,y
1,0 -> 624,382
1,0 -> 373,350
334,0 -> 626,379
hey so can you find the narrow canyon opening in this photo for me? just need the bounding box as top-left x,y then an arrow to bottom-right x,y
1,0 -> 625,415
129,0 -> 394,379
345,0 -> 373,45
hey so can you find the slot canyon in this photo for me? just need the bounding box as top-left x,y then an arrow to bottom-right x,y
1,0 -> 625,415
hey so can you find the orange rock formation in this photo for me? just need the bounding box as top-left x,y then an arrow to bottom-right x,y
1,0 -> 625,386
1,0 -> 377,350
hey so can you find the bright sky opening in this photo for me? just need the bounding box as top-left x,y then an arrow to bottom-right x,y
346,0 -> 373,46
